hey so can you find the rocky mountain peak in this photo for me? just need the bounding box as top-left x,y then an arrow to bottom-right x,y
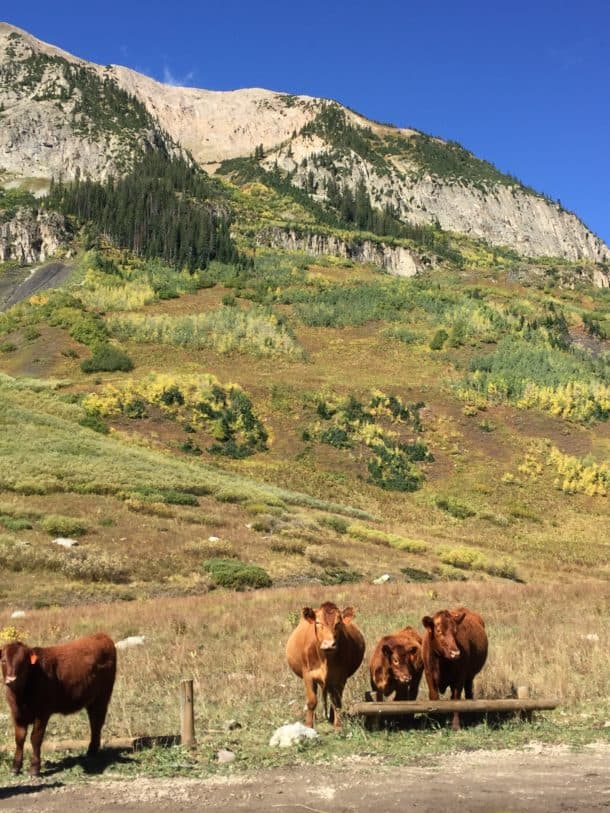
0,23 -> 608,273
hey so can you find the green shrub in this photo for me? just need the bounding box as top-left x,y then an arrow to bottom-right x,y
251,515 -> 276,532
81,345 -> 134,373
429,329 -> 448,350
0,515 -> 32,532
39,514 -> 88,537
320,426 -> 352,448
434,495 -> 476,519
0,342 -> 17,353
320,516 -> 349,534
79,413 -> 109,434
203,558 -> 272,590
158,491 -> 198,506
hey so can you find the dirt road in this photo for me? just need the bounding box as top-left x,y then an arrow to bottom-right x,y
1,744 -> 609,812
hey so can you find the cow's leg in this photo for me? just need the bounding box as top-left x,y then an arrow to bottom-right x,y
450,685 -> 463,731
408,681 -> 420,701
329,683 -> 345,730
464,677 -> 474,700
30,715 -> 49,777
424,661 -> 440,700
322,686 -> 331,723
86,697 -> 110,756
304,675 -> 318,728
12,723 -> 27,775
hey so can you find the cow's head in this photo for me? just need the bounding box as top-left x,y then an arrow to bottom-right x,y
422,609 -> 465,660
303,602 -> 355,652
0,641 -> 37,691
382,638 -> 423,685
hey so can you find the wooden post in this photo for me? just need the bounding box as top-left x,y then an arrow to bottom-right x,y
516,685 -> 529,700
180,679 -> 196,748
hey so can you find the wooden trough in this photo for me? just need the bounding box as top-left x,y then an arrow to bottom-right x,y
350,691 -> 560,729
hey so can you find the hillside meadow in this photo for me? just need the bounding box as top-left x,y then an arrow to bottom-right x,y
0,245 -> 609,778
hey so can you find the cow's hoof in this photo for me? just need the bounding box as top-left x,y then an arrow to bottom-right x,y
11,766 -> 22,776
29,767 -> 41,778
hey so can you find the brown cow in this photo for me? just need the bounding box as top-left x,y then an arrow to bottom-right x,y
369,626 -> 423,701
422,607 -> 488,730
286,602 -> 365,729
0,632 -> 116,775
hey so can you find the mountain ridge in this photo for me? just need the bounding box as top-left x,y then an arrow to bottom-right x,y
1,21 -> 609,271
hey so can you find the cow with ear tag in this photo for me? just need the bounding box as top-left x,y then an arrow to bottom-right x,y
286,601 -> 365,729
0,633 -> 116,776
421,607 -> 488,730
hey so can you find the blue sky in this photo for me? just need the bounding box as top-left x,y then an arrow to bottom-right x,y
5,0 -> 610,246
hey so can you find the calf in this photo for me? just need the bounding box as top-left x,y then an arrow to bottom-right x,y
1,632 -> 116,775
286,602 -> 365,729
421,607 -> 488,730
369,625 -> 423,701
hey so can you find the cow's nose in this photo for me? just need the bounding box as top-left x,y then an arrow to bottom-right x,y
449,650 -> 460,659
5,676 -> 16,684
320,640 -> 336,650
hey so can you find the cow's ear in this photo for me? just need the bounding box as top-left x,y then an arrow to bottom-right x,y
302,607 -> 316,623
341,607 -> 355,624
422,616 -> 434,630
381,644 -> 392,661
452,611 -> 466,625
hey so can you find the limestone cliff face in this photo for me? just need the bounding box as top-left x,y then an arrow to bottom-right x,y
267,132 -> 610,264
0,23 -> 175,183
0,207 -> 72,264
1,22 -> 608,272
258,227 -> 422,277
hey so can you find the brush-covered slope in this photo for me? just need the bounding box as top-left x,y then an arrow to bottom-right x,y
0,243 -> 609,606
1,22 -> 609,267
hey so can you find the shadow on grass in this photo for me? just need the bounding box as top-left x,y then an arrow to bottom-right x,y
363,711 -> 534,732
41,747 -> 135,777
40,736 -> 181,777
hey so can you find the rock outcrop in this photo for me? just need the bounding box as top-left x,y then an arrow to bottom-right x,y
0,207 -> 72,264
258,227 -> 423,276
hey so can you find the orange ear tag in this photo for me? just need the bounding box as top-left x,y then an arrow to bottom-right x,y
30,653 -> 38,665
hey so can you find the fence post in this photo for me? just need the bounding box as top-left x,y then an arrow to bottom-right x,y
180,679 -> 196,747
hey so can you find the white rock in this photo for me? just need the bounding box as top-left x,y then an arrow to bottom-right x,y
216,749 -> 235,764
208,536 -> 220,543
269,722 -> 318,748
373,574 -> 391,585
583,633 -> 599,642
10,610 -> 26,619
116,635 -> 146,650
53,537 -> 79,548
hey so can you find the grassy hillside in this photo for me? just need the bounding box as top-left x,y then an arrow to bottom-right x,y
0,242 -> 609,608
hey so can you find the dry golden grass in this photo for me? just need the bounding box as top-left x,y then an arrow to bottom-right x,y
1,579 -> 608,750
